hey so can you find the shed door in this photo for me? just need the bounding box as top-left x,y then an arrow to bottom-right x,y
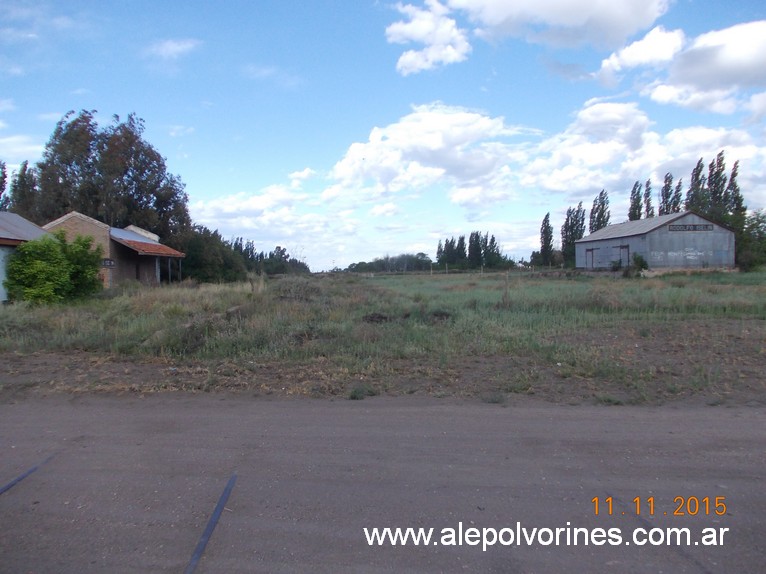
620,245 -> 630,267
586,248 -> 598,269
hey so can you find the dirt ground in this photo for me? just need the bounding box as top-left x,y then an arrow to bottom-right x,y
1,394 -> 764,573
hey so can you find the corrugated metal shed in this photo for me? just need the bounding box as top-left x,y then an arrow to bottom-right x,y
575,211 -> 735,269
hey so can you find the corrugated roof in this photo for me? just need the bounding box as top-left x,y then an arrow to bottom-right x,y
0,212 -> 49,243
111,227 -> 157,243
576,212 -> 689,243
110,227 -> 184,258
111,237 -> 185,257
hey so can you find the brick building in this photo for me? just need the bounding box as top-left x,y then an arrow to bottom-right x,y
43,211 -> 185,288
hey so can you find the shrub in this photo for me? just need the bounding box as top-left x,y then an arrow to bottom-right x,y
3,232 -> 103,304
632,253 -> 649,271
58,232 -> 104,298
4,236 -> 72,303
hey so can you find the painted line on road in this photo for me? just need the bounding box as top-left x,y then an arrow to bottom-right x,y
0,453 -> 56,496
184,472 -> 238,574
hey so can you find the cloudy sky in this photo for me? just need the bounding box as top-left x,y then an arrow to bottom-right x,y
2,0 -> 765,270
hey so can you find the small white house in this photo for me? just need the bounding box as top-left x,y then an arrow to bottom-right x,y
0,212 -> 49,301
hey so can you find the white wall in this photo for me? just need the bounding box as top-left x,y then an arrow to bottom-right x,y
0,246 -> 12,301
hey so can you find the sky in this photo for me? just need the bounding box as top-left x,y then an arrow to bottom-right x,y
1,0 -> 766,270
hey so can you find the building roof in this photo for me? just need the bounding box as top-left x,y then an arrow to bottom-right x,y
576,211 -> 711,243
0,212 -> 48,246
110,227 -> 184,258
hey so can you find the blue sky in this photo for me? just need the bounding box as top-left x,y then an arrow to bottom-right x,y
2,0 -> 765,270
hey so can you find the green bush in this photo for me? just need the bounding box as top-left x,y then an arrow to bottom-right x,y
632,253 -> 649,271
3,232 -> 103,304
58,232 -> 104,298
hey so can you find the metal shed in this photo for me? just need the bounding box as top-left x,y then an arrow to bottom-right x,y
575,211 -> 735,270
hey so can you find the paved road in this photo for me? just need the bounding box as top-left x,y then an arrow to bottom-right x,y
1,394 -> 763,573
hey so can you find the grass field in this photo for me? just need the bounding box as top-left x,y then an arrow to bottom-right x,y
1,270 -> 765,404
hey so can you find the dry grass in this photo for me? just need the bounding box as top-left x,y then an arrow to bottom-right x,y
1,271 -> 765,402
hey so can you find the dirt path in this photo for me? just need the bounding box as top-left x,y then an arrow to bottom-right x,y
1,393 -> 764,573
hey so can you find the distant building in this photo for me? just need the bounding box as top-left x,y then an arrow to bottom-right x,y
575,211 -> 735,270
0,212 -> 49,301
44,211 -> 185,288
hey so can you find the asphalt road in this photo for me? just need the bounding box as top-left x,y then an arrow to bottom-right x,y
1,394 -> 764,573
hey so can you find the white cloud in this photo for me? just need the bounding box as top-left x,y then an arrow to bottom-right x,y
450,0 -> 670,47
747,92 -> 766,121
242,64 -> 303,88
670,21 -> 766,90
370,202 -> 400,217
639,21 -> 766,116
327,102 -> 529,206
597,26 -> 685,84
145,39 -> 201,60
169,125 -> 195,137
386,0 -> 670,74
646,83 -> 739,114
194,185 -> 307,218
0,98 -> 15,112
37,112 -> 65,122
289,167 -> 316,189
0,134 -> 45,165
386,0 -> 472,75
520,101 -> 653,193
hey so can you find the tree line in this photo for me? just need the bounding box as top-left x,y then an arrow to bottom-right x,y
0,110 -> 309,284
436,231 -> 513,270
345,231 -> 515,273
534,151 -> 765,270
346,253 -> 433,273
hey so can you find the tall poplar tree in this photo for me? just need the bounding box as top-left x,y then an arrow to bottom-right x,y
0,161 -> 7,211
628,181 -> 643,221
540,213 -> 553,267
643,178 -> 655,218
468,231 -> 483,267
561,202 -> 586,267
659,173 -> 673,216
685,158 -> 708,213
589,189 -> 610,233
671,177 -> 683,213
706,151 -> 728,223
